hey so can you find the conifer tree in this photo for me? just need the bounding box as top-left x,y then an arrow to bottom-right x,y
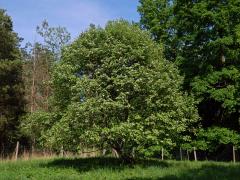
0,9 -> 25,154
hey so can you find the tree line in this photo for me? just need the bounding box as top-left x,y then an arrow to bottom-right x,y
1,0 -> 240,163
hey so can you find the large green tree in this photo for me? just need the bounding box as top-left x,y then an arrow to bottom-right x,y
0,9 -> 25,154
48,20 -> 199,162
138,0 -> 240,129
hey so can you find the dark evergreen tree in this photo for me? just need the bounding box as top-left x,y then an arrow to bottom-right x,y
0,9 -> 25,155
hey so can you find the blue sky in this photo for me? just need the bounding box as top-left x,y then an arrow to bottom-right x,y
0,0 -> 140,45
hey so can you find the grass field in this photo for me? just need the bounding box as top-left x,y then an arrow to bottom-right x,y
0,157 -> 239,180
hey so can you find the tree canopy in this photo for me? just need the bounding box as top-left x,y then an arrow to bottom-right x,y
47,20 -> 199,162
0,9 -> 24,154
138,0 -> 240,130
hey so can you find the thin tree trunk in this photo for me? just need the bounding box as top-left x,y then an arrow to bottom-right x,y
15,141 -> 19,161
193,147 -> 197,161
44,53 -> 50,111
180,147 -> 183,161
1,142 -> 4,159
102,149 -> 106,156
30,43 -> 37,113
161,148 -> 164,160
30,138 -> 36,158
233,146 -> 236,163
112,148 -> 119,158
60,145 -> 64,157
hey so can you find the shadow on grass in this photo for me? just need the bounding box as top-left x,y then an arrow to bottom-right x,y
43,157 -> 170,173
42,157 -> 240,179
127,163 -> 240,180
170,163 -> 240,180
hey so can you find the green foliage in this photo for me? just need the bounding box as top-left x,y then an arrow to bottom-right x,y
0,9 -> 25,153
192,67 -> 240,112
49,20 -> 199,161
138,0 -> 175,61
20,111 -> 53,148
184,127 -> 240,151
138,145 -> 172,158
138,0 -> 240,131
139,0 -> 240,74
0,9 -> 21,60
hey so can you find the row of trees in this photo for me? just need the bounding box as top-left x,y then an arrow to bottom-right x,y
1,0 -> 240,162
0,9 -> 70,156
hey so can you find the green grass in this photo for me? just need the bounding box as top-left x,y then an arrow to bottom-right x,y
0,157 -> 240,180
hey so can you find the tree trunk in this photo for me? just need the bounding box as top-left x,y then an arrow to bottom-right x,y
112,148 -> 119,158
30,43 -> 37,113
161,148 -> 164,160
15,141 -> 19,160
233,146 -> 236,163
180,147 -> 183,161
194,147 -> 197,161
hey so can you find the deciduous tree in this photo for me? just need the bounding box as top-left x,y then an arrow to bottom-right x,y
138,0 -> 240,130
49,20 -> 199,162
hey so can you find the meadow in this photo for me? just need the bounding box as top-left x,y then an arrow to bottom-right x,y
0,157 -> 239,180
